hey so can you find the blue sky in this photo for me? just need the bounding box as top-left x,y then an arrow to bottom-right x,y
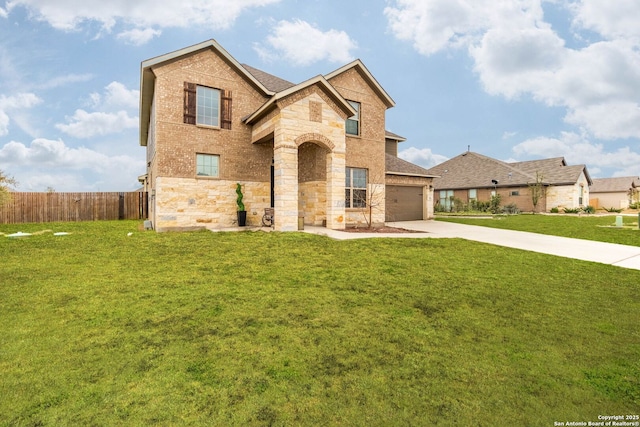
1,0 -> 639,191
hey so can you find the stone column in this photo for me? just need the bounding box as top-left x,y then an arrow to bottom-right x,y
425,184 -> 435,219
274,144 -> 299,231
325,150 -> 346,229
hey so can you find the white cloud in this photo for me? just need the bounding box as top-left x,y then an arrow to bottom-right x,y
16,172 -> 85,192
398,146 -> 449,169
0,92 -> 42,135
385,0 -> 640,141
37,73 -> 94,90
55,109 -> 138,138
54,82 -> 138,138
117,28 -> 161,46
0,138 -> 101,167
564,102 -> 640,140
6,0 -> 281,40
571,0 -> 640,40
90,82 -> 139,110
0,138 -> 144,190
256,20 -> 357,66
512,132 -> 640,176
469,26 -> 566,99
384,0 -> 545,55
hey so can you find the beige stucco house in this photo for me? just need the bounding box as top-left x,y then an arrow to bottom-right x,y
426,151 -> 592,212
589,176 -> 640,210
139,39 -> 435,231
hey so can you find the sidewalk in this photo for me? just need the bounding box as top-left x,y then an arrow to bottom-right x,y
301,220 -> 640,271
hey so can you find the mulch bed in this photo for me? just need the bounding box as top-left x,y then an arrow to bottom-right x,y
343,226 -> 425,233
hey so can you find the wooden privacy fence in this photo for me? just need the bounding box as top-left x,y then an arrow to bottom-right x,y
0,192 -> 148,224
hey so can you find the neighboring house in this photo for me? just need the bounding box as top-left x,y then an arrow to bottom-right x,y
425,151 -> 592,212
589,176 -> 640,209
139,39 -> 435,231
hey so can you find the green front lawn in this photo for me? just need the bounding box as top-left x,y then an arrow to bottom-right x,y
1,221 -> 639,426
438,213 -> 640,246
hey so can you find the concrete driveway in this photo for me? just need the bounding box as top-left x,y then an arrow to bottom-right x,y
303,220 -> 640,271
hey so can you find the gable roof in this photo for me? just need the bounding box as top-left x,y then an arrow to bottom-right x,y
510,157 -> 592,186
139,39 -> 275,146
591,176 -> 640,193
140,39 -> 395,146
244,75 -> 356,125
386,154 -> 438,178
426,151 -> 591,190
324,59 -> 395,109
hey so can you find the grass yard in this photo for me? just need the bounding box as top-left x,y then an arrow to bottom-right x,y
1,220 -> 639,426
437,213 -> 640,246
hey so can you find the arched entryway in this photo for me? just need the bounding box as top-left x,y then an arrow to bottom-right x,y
298,141 -> 328,226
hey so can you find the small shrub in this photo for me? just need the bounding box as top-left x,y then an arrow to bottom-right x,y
502,203 -> 520,214
451,197 -> 465,213
563,207 -> 581,214
582,205 -> 596,214
550,207 -> 559,213
470,199 -> 491,213
489,194 -> 502,214
604,207 -> 623,213
628,202 -> 640,209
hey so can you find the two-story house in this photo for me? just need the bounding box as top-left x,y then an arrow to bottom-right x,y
139,39 -> 435,231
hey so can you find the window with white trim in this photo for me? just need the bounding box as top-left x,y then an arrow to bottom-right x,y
346,101 -> 360,136
439,190 -> 454,211
196,154 -> 219,177
184,82 -> 232,129
196,86 -> 220,127
345,167 -> 366,208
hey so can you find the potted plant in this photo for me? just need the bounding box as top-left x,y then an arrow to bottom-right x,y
236,183 -> 247,226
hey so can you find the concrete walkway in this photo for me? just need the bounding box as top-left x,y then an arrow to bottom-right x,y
301,220 -> 640,271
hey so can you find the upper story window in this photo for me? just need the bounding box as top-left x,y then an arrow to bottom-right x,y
184,82 -> 232,129
346,101 -> 360,136
196,86 -> 220,127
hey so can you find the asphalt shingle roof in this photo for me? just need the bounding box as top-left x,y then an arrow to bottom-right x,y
241,64 -> 296,93
426,151 -> 590,190
386,153 -> 437,177
591,176 -> 640,193
385,130 -> 406,141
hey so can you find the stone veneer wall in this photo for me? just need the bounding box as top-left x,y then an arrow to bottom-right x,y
253,87 -> 349,231
298,181 -> 326,225
154,177 -> 270,231
546,172 -> 590,210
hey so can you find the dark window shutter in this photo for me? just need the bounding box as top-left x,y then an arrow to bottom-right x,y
183,82 -> 196,125
221,89 -> 232,130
